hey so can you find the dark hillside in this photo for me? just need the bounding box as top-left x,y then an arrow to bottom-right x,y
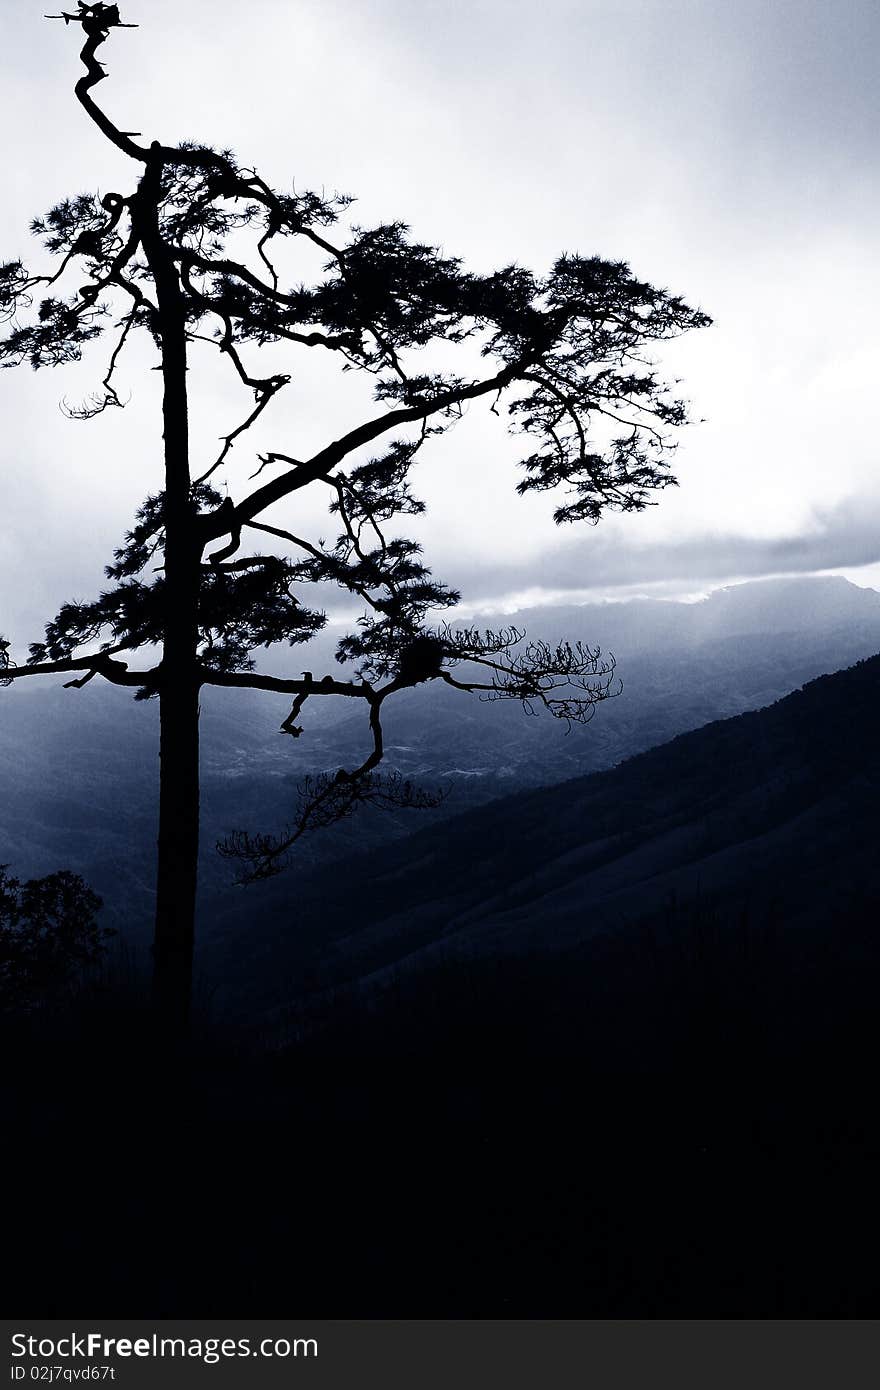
4,646 -> 879,1317
207,651 -> 880,1015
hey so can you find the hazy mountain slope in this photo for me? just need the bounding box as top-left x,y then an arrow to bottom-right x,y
1,575 -> 878,947
206,650 -> 880,1015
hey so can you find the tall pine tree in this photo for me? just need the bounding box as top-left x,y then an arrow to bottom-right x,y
1,4 -> 710,1024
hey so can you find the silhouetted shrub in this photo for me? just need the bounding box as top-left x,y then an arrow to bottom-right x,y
0,865 -> 110,1011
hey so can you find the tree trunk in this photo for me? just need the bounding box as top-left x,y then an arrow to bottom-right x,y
153,649 -> 200,1028
136,148 -> 203,1029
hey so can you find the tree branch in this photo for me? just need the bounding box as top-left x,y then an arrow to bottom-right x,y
2,649 -> 155,689
62,302 -> 136,418
197,667 -> 370,700
58,8 -> 149,164
204,361 -> 523,541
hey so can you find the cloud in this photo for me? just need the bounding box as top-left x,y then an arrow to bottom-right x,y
441,496 -> 880,604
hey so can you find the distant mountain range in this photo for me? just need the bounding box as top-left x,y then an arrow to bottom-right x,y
1,573 -> 879,953
205,641 -> 880,1022
347,573 -> 880,796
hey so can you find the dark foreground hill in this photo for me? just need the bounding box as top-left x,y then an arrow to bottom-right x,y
206,646 -> 880,1017
4,600 -> 880,1319
199,652 -> 876,1318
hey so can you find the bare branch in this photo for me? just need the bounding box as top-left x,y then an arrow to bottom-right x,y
61,303 -> 136,418
61,7 -> 149,164
218,769 -> 443,883
197,667 -> 370,701
195,375 -> 287,486
439,629 -> 621,728
2,648 -> 155,690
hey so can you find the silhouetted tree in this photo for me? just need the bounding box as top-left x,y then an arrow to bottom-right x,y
0,4 -> 710,1025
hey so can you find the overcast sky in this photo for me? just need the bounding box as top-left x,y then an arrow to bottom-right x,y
2,0 -> 879,643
